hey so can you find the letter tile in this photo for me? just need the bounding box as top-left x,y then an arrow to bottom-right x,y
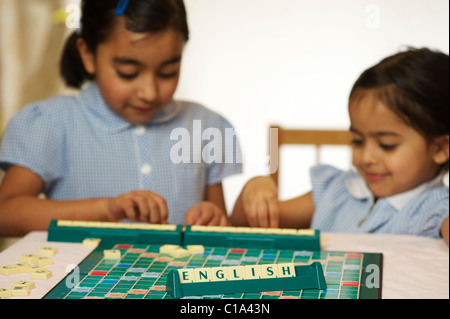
0,265 -> 20,276
14,263 -> 30,273
227,266 -> 245,281
0,288 -> 11,299
178,269 -> 195,283
103,249 -> 121,260
297,229 -> 316,236
244,265 -> 262,280
38,257 -> 53,267
13,280 -> 35,290
19,254 -> 39,264
186,245 -> 205,255
194,268 -> 212,283
39,247 -> 58,257
82,238 -> 101,247
261,264 -> 279,279
31,269 -> 52,280
170,248 -> 191,259
11,286 -> 30,297
159,245 -> 180,255
277,263 -> 296,278
211,267 -> 229,282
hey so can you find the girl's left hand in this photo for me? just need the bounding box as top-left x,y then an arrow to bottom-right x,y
184,201 -> 230,226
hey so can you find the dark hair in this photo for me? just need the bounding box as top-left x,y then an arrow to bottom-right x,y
60,0 -> 189,88
350,47 -> 449,173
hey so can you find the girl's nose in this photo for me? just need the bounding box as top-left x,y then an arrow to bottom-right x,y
361,143 -> 379,166
137,75 -> 158,103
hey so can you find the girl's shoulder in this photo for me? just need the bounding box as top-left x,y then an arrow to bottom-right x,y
309,165 -> 359,203
10,94 -> 81,127
1,95 -> 83,155
402,186 -> 449,238
414,185 -> 449,211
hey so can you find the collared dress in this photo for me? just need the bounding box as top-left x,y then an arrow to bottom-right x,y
0,82 -> 243,225
310,165 -> 449,239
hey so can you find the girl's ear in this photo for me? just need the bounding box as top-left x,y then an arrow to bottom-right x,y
76,38 -> 96,75
432,135 -> 450,165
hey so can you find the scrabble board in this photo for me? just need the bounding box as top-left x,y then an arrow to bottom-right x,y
47,220 -> 321,251
44,242 -> 382,299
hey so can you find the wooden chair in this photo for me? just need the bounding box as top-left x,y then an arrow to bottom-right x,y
269,126 -> 352,186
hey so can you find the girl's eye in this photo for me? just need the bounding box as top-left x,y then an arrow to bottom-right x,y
158,71 -> 178,79
117,71 -> 138,80
380,144 -> 398,151
351,139 -> 364,147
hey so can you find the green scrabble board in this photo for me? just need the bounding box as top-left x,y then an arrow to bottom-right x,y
44,242 -> 382,299
47,220 -> 321,251
183,225 -> 320,251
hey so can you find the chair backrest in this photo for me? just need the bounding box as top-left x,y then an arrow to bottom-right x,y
270,126 -> 352,186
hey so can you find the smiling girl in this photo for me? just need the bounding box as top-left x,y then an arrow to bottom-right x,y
0,0 -> 242,236
232,48 -> 449,243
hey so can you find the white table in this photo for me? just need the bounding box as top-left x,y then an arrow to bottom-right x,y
0,231 -> 448,299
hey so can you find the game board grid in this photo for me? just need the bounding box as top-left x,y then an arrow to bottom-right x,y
59,244 -> 366,300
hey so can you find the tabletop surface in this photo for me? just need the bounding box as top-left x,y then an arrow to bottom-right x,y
0,231 -> 448,299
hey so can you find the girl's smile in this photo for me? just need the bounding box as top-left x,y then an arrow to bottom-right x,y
364,172 -> 390,183
128,103 -> 157,115
349,91 -> 445,198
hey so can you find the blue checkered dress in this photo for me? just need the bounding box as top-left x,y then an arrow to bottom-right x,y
0,82 -> 242,225
310,165 -> 449,239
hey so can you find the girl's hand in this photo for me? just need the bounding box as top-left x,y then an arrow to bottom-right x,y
184,201 -> 230,226
106,190 -> 169,224
242,177 -> 279,228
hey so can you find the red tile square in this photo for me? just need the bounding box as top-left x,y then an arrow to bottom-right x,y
342,281 -> 360,287
229,249 -> 246,254
115,244 -> 133,249
90,271 -> 108,276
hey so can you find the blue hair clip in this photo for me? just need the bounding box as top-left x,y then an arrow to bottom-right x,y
115,0 -> 130,15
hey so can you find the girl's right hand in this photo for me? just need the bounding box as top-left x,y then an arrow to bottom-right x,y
106,190 -> 169,224
242,177 -> 280,228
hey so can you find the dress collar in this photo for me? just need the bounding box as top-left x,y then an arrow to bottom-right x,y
80,81 -> 182,132
345,170 -> 446,210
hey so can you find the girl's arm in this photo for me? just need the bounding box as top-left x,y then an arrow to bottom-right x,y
230,176 -> 315,229
184,183 -> 229,226
0,165 -> 169,237
278,192 -> 315,229
0,166 -> 108,236
441,216 -> 449,245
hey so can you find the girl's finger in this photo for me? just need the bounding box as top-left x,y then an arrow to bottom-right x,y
267,197 -> 280,229
122,198 -> 138,221
256,200 -> 269,228
133,194 -> 150,222
154,194 -> 169,224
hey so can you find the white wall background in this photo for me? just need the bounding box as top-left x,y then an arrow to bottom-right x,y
175,0 -> 450,211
